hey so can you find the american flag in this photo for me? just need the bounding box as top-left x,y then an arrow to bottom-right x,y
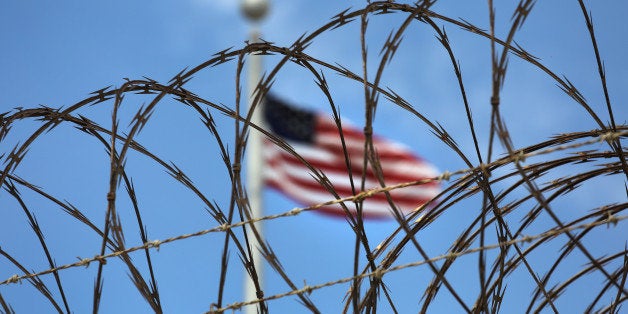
262,95 -> 440,219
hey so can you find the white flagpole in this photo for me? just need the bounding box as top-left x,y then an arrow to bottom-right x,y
240,1 -> 269,313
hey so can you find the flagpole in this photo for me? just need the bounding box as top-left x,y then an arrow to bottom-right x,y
241,1 -> 269,313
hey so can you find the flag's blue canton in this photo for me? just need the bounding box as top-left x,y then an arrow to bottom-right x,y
264,95 -> 315,143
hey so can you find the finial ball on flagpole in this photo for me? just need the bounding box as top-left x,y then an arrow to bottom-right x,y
241,0 -> 269,22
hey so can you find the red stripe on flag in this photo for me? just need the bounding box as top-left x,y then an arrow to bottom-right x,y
266,145 -> 439,187
265,152 -> 439,205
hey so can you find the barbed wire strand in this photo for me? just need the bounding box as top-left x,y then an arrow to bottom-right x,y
206,213 -> 626,313
1,129 -> 624,287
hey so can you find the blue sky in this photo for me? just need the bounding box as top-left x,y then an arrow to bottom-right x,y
1,1 -> 627,313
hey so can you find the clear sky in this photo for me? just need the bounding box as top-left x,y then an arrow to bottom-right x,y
1,1 -> 627,313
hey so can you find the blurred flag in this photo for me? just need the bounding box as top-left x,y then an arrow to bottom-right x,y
262,95 -> 440,219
